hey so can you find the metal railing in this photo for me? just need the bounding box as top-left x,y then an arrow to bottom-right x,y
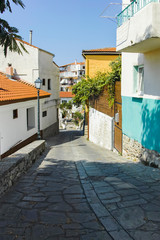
117,0 -> 159,27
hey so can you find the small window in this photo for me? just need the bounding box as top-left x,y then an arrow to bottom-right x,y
48,79 -> 51,90
27,107 -> 35,130
13,109 -> 18,119
42,111 -> 47,117
42,78 -> 45,86
133,65 -> 144,96
83,66 -> 85,69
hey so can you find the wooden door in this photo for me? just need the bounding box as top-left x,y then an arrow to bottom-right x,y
114,82 -> 122,153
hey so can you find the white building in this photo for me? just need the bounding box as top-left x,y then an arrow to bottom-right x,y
0,73 -> 51,158
117,0 -> 160,163
0,39 -> 59,138
59,61 -> 85,92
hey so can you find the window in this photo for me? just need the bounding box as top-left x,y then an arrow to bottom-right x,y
42,111 -> 47,117
48,79 -> 51,90
133,65 -> 144,96
27,107 -> 35,130
42,78 -> 45,86
62,100 -> 67,103
83,66 -> 85,69
13,109 -> 18,119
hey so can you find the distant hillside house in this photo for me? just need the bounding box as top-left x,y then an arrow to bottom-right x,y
0,39 -> 60,139
59,91 -> 75,104
59,60 -> 85,92
0,73 -> 50,158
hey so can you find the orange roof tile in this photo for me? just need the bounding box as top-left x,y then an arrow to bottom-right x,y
83,47 -> 117,52
59,91 -> 75,98
60,62 -> 85,68
0,73 -> 51,105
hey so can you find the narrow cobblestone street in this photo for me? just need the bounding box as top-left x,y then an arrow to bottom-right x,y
0,130 -> 160,239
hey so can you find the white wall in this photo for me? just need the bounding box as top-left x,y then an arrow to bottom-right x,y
89,107 -> 114,150
0,43 -> 39,83
122,50 -> 160,99
0,100 -> 37,155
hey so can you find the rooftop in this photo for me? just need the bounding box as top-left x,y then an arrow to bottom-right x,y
82,47 -> 120,56
60,62 -> 85,68
0,73 -> 51,105
59,91 -> 75,98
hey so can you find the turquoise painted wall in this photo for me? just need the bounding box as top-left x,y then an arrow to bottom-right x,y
122,96 -> 160,153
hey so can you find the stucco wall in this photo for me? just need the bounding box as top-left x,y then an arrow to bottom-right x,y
39,50 -> 59,100
85,55 -> 120,78
122,96 -> 160,153
89,107 -> 114,150
0,44 -> 39,83
0,100 -> 38,155
122,50 -> 160,98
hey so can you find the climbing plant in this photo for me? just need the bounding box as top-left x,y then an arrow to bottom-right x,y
72,56 -> 121,107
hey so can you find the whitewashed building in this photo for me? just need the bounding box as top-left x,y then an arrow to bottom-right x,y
0,39 -> 59,138
117,0 -> 160,164
59,61 -> 85,92
0,73 -> 51,158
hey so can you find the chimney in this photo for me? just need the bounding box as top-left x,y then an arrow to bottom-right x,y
75,59 -> 77,65
6,63 -> 14,79
29,30 -> 33,45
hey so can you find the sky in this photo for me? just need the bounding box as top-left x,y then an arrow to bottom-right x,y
2,0 -> 122,66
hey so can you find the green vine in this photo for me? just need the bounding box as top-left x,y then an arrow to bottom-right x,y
72,56 -> 121,107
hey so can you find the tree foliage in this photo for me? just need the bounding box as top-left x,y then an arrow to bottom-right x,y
72,56 -> 121,107
60,101 -> 72,110
0,0 -> 27,56
73,111 -> 83,126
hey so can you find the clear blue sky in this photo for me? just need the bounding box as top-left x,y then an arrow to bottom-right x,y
3,0 -> 121,66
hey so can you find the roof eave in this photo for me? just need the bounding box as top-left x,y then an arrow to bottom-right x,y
82,51 -> 121,56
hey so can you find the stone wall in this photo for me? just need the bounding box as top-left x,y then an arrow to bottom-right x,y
0,140 -> 45,197
42,121 -> 59,139
123,134 -> 160,168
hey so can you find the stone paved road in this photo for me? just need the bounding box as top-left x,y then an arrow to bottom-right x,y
0,130 -> 160,240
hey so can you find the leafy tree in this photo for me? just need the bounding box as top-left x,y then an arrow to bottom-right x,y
72,56 -> 121,107
73,111 -> 83,126
0,0 -> 27,56
60,101 -> 73,110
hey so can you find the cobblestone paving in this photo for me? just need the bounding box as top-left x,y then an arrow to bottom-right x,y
0,130 -> 160,239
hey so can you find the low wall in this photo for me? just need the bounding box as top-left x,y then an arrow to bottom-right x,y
0,140 -> 45,196
89,107 -> 114,150
123,134 -> 160,168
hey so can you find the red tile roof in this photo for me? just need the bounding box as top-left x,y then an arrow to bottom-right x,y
60,62 -> 85,68
0,73 -> 51,105
59,91 -> 75,98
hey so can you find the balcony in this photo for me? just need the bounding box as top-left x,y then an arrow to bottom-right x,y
116,0 -> 160,53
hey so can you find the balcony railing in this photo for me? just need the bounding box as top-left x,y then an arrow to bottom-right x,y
117,0 -> 159,27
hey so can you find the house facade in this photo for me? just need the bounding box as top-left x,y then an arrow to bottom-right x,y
82,48 -> 121,151
0,39 -> 59,139
0,73 -> 50,158
59,61 -> 85,92
117,0 -> 160,165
